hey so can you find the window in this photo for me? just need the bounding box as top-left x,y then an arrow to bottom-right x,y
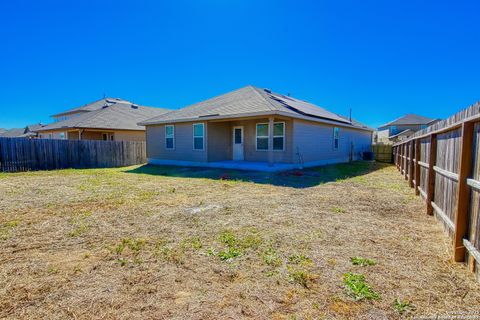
333,127 -> 339,150
390,126 -> 397,135
256,122 -> 285,151
273,122 -> 285,151
193,123 -> 204,150
256,123 -> 269,150
234,127 -> 242,144
165,125 -> 174,149
59,132 -> 66,140
102,133 -> 108,141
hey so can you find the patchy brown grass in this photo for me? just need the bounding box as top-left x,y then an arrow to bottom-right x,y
0,162 -> 479,319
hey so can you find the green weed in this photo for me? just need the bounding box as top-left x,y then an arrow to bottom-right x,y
288,254 -> 312,265
350,256 -> 376,266
393,298 -> 415,314
263,247 -> 282,267
287,267 -> 317,288
0,220 -> 20,240
343,273 -> 380,301
331,207 -> 346,214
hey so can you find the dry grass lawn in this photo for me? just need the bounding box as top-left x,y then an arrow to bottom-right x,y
1,162 -> 479,319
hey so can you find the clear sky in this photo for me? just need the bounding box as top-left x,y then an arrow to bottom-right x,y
0,0 -> 479,129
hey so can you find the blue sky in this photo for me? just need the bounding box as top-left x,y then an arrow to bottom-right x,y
0,0 -> 479,129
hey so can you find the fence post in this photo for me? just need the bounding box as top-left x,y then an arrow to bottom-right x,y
426,134 -> 437,216
453,121 -> 474,262
414,139 -> 421,196
404,143 -> 408,180
408,141 -> 414,188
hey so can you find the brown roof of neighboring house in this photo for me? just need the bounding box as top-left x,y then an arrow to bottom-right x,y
51,97 -> 133,117
38,103 -> 170,132
139,86 -> 373,131
379,114 -> 439,129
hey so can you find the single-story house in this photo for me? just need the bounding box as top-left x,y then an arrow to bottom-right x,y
0,123 -> 45,138
139,86 -> 373,171
376,114 -> 440,144
36,98 -> 170,141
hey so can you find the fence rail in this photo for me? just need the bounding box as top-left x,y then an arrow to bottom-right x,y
0,137 -> 146,172
393,102 -> 480,279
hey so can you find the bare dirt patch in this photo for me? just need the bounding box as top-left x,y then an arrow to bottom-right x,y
0,162 -> 479,319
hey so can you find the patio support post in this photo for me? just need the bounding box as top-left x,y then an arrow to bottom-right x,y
268,116 -> 274,166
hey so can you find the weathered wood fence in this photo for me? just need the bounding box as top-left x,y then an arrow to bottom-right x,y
372,144 -> 393,163
393,102 -> 480,279
0,138 -> 146,172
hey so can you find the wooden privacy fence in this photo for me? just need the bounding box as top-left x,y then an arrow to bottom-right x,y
393,102 -> 480,279
0,138 -> 146,172
372,144 -> 393,163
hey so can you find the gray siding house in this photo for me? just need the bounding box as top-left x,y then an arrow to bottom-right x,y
139,86 -> 373,171
377,114 -> 440,144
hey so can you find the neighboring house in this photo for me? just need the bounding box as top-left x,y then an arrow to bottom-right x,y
0,123 -> 45,138
376,114 -> 440,144
139,86 -> 373,171
36,98 -> 170,141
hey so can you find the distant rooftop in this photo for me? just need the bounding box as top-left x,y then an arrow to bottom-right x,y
39,103 -> 170,132
379,114 -> 439,129
51,97 -> 133,117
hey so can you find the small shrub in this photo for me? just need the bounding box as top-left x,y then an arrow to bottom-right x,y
350,256 -> 376,266
168,187 -> 176,193
393,298 -> 415,314
343,273 -> 380,301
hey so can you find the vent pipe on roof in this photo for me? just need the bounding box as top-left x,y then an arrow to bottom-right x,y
349,108 -> 352,123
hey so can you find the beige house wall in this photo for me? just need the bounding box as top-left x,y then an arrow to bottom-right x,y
146,117 -> 294,163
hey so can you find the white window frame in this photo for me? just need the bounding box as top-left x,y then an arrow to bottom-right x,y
255,122 -> 285,151
256,123 -> 269,151
193,123 -> 205,151
165,125 -> 175,150
273,122 -> 285,151
333,127 -> 340,150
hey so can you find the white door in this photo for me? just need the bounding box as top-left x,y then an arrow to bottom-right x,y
232,126 -> 244,161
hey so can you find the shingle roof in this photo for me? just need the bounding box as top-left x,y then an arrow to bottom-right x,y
140,86 -> 372,131
379,114 -> 438,128
0,123 -> 44,137
38,103 -> 170,132
26,123 -> 45,132
51,97 -> 133,117
389,129 -> 415,139
0,128 -> 27,137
